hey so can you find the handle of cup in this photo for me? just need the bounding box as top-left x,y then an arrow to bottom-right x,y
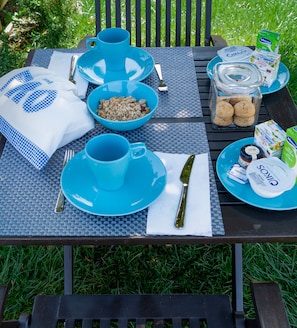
130,143 -> 147,159
86,37 -> 99,50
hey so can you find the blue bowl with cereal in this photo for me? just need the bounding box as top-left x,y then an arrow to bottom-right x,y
87,80 -> 158,131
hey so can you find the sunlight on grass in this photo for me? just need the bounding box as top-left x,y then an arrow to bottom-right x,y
0,0 -> 297,326
212,0 -> 297,100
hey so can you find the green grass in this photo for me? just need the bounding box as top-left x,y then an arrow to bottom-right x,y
1,0 -> 296,101
1,243 -> 297,325
212,0 -> 297,109
0,0 -> 297,326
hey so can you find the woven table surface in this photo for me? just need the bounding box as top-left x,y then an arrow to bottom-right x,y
30,47 -> 202,118
0,122 -> 224,237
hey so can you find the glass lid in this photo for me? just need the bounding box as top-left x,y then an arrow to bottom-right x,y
213,62 -> 263,94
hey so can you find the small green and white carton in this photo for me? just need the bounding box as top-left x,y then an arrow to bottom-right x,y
254,120 -> 286,158
250,50 -> 281,88
251,30 -> 281,88
256,29 -> 280,53
281,126 -> 297,184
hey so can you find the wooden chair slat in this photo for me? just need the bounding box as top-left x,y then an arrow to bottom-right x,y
185,0 -> 192,46
145,0 -> 151,47
1,283 -> 291,327
115,0 -> 121,27
93,0 -> 226,47
165,0 -> 171,47
251,282 -> 291,328
195,0 -> 202,46
156,0 -> 161,47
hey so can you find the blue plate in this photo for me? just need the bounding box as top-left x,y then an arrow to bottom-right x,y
216,137 -> 297,211
61,150 -> 166,216
77,46 -> 155,85
87,80 -> 158,131
206,56 -> 290,95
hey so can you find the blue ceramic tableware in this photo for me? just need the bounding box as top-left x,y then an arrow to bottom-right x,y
86,28 -> 130,71
85,134 -> 146,191
61,150 -> 167,215
77,46 -> 155,84
87,80 -> 158,131
216,137 -> 297,210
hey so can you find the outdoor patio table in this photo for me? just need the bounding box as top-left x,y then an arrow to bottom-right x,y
0,46 -> 297,326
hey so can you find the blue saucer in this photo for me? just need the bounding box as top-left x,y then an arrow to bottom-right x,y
206,56 -> 290,95
61,150 -> 166,216
216,137 -> 297,211
77,46 -> 155,85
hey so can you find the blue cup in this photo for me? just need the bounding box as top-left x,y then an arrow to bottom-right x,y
85,134 -> 146,191
86,28 -> 130,71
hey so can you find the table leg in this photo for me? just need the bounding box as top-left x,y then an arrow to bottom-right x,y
64,245 -> 73,295
232,243 -> 245,327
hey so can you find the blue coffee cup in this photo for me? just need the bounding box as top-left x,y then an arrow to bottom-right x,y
86,28 -> 130,71
85,133 -> 146,191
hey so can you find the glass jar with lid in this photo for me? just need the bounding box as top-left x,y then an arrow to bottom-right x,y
209,62 -> 263,128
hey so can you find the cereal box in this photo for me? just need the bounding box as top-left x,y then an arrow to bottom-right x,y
254,120 -> 286,158
281,125 -> 297,184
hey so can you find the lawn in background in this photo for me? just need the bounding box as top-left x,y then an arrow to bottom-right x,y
0,0 -> 296,326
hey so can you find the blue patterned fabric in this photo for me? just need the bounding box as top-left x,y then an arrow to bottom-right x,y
0,67 -> 94,169
0,117 -> 49,169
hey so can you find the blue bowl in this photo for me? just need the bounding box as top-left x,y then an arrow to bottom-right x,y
87,80 -> 158,131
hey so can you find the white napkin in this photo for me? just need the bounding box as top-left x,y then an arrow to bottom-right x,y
146,152 -> 212,236
48,51 -> 88,99
0,66 -> 94,170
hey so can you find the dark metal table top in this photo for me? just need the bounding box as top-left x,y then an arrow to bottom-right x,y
1,46 -> 297,245
192,46 -> 297,244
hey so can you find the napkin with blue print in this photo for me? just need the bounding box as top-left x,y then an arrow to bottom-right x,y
0,66 -> 94,170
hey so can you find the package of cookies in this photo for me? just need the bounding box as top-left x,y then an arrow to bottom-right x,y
209,62 -> 262,128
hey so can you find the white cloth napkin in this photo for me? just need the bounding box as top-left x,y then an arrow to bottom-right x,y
48,51 -> 89,99
146,152 -> 212,236
0,66 -> 94,170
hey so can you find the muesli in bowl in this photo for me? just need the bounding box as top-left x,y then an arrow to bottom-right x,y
87,80 -> 158,131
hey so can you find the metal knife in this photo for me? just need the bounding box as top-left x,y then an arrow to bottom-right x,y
69,55 -> 78,84
174,154 -> 195,229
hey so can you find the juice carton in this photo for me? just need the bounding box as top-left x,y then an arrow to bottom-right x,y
281,126 -> 297,184
254,120 -> 286,158
256,29 -> 280,53
250,49 -> 281,88
251,30 -> 281,88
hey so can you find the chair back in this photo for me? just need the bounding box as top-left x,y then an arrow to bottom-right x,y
95,0 -> 213,47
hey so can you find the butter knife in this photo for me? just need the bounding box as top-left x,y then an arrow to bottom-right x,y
174,154 -> 195,229
69,55 -> 78,84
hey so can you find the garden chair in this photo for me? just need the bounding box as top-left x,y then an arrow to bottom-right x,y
0,282 -> 290,327
78,0 -> 227,47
